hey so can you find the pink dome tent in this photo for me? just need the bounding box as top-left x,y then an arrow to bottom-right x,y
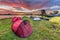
12,17 -> 33,38
0,0 -> 60,38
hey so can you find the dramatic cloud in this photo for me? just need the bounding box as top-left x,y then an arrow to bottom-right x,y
0,0 -> 60,11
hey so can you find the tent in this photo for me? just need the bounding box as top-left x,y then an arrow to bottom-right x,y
12,17 -> 33,38
0,0 -> 60,12
33,17 -> 41,21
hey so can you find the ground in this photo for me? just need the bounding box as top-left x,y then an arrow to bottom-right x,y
0,18 -> 60,40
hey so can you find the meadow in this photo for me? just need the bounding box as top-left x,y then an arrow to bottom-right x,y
0,18 -> 60,40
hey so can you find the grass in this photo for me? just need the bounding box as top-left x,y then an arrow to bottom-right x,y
0,18 -> 60,40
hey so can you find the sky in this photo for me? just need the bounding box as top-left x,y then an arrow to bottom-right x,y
0,0 -> 60,11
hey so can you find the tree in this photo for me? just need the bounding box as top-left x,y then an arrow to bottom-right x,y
41,9 -> 47,16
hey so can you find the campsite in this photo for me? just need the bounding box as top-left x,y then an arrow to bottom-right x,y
0,9 -> 60,40
0,0 -> 60,40
0,15 -> 60,40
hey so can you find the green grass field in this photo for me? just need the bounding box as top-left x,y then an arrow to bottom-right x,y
0,18 -> 60,40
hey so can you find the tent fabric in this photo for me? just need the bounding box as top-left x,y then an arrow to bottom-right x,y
12,17 -> 22,23
12,17 -> 33,38
16,20 -> 32,37
33,17 -> 41,21
0,0 -> 60,10
12,20 -> 23,32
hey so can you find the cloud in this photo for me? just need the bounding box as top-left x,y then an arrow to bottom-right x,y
50,6 -> 60,9
0,5 -> 32,12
